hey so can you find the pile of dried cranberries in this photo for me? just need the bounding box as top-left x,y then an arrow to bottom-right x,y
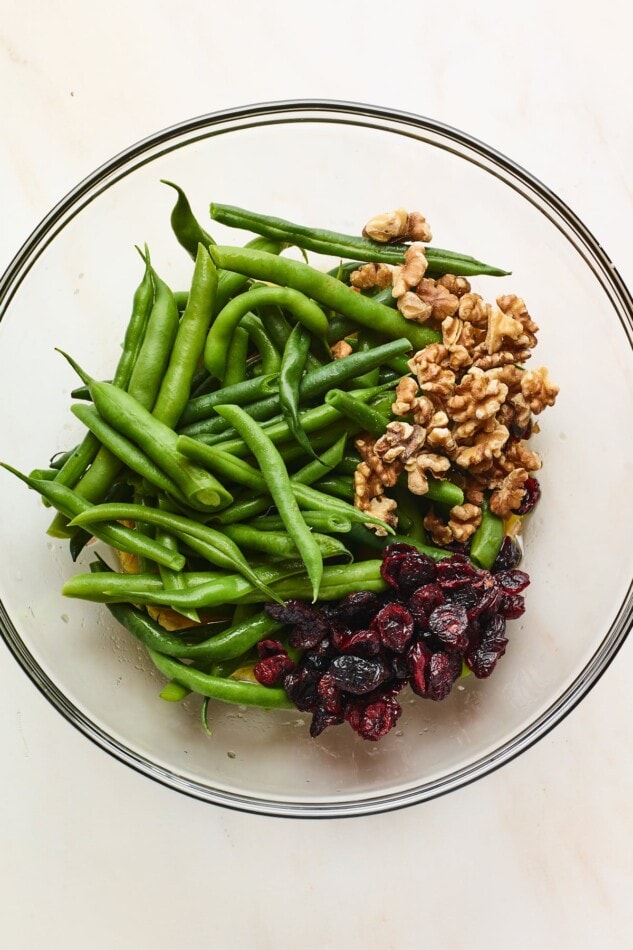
255,541 -> 529,741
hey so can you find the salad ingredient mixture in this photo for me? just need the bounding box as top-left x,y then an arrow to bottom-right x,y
2,188 -> 558,743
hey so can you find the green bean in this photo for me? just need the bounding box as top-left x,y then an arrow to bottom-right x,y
313,475 -> 354,502
223,325 -> 249,387
114,247 -> 155,388
325,389 -> 390,438
52,433 -> 101,488
178,373 -> 280,426
238,560 -> 388,603
2,465 -> 185,571
470,498 -> 504,569
209,203 -> 509,276
352,331 -> 381,388
278,323 -> 315,458
162,180 -> 216,258
239,313 -> 282,375
215,405 -> 323,601
28,468 -> 58,481
289,435 -> 347,485
178,338 -> 409,436
70,501 -> 284,603
346,524 -> 451,561
155,497 -> 200,624
127,258 -> 180,411
151,245 -> 218,427
59,352 -> 232,512
208,246 -> 440,350
222,524 -> 351,562
146,648 -> 293,709
160,681 -> 191,702
204,283 -> 329,380
215,237 -> 285,313
103,597 -> 281,661
63,560 -> 307,607
252,512 -> 351,533
258,305 -> 323,371
71,404 -> 191,506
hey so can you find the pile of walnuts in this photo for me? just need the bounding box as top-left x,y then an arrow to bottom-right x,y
350,209 -> 559,544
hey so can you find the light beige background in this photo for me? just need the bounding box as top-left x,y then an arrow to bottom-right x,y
1,2 -> 632,947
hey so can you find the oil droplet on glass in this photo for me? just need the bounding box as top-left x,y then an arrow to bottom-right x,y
61,614 -> 69,624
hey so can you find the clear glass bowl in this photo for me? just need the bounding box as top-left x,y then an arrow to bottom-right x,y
1,102 -> 631,817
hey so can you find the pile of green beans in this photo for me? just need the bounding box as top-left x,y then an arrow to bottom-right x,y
2,185 -> 511,720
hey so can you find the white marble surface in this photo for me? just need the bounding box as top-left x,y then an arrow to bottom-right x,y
1,2 -> 632,947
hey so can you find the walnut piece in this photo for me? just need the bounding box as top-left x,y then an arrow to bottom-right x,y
437,273 -> 471,298
362,208 -> 409,243
458,293 -> 490,327
391,243 -> 428,297
520,366 -> 559,413
362,208 -> 432,243
397,291 -> 433,323
408,344 -> 456,397
416,278 -> 459,320
355,437 -> 402,488
423,508 -> 453,546
489,468 -> 530,517
374,421 -> 426,464
331,339 -> 353,360
448,503 -> 482,542
404,452 -> 451,495
452,421 -> 509,469
447,367 -> 509,423
392,375 -> 420,416
484,307 -> 525,355
349,262 -> 394,290
353,460 -> 398,537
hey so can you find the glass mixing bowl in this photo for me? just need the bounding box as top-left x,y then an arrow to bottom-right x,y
1,102 -> 631,817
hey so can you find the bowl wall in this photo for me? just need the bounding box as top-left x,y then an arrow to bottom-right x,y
1,103 -> 631,816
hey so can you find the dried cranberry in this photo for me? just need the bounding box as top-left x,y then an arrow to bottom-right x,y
371,603 -> 415,653
391,654 -> 410,680
329,620 -> 380,656
408,641 -> 433,696
498,593 -> 526,620
495,570 -> 530,594
408,583 -> 445,628
428,604 -> 470,653
310,706 -> 344,737
301,653 -> 331,676
335,590 -> 384,621
254,653 -> 295,686
425,651 -> 462,701
283,667 -> 320,712
492,535 -> 522,573
256,639 -> 286,659
516,476 -> 541,514
380,551 -> 410,590
289,624 -> 328,649
393,553 -> 438,596
465,614 -> 508,678
329,655 -> 390,695
436,555 -> 481,590
344,688 -> 402,741
317,672 -> 344,715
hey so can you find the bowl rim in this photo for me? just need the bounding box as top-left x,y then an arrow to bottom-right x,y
1,98 -> 632,818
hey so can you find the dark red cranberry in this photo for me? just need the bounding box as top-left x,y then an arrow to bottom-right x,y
310,706 -> 344,737
317,672 -> 344,715
302,653 -> 331,675
492,535 -> 522,573
334,590 -> 384,621
283,667 -> 321,712
494,569 -> 530,594
428,604 -> 470,653
329,655 -> 390,695
408,583 -> 445,628
254,653 -> 295,686
465,614 -> 508,678
498,593 -> 526,620
371,602 -> 415,653
436,555 -> 482,590
408,641 -> 433,696
266,600 -> 329,648
393,553 -> 438,596
344,688 -> 402,741
516,476 -> 541,514
256,639 -> 286,659
380,551 -> 410,590
425,651 -> 462,701
330,621 -> 381,656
